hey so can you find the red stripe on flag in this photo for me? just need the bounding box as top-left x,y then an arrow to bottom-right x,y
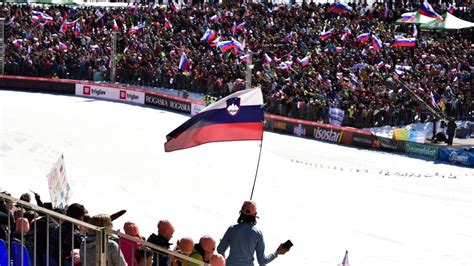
165,122 -> 263,152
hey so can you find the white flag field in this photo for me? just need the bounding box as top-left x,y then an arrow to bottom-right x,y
47,154 -> 72,208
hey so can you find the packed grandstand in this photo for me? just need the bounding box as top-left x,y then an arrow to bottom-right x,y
2,1 -> 472,128
1,1 -> 473,265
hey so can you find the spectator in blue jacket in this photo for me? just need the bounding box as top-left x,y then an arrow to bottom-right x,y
217,201 -> 289,266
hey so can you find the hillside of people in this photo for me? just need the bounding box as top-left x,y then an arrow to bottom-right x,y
2,1 -> 472,128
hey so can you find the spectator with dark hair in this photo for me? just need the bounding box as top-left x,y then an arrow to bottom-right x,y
49,203 -> 87,265
0,192 -> 15,241
135,247 -> 154,266
217,201 -> 289,266
147,219 -> 175,266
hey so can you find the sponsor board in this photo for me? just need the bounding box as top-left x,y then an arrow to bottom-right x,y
273,121 -> 288,131
293,124 -> 307,137
191,103 -> 206,116
438,148 -> 474,167
145,93 -> 191,113
351,133 -> 374,148
405,142 -> 438,159
373,137 -> 403,152
313,126 -> 343,143
75,84 -> 145,104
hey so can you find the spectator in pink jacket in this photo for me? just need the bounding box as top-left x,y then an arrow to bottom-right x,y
119,221 -> 143,266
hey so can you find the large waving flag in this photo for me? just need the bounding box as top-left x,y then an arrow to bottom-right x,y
419,1 -> 441,19
392,36 -> 417,47
164,89 -> 264,152
179,53 -> 190,72
329,2 -> 353,14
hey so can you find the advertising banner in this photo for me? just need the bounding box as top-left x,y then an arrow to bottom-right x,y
47,155 -> 72,209
329,107 -> 345,126
293,124 -> 307,137
191,103 -> 206,116
351,133 -> 374,148
75,84 -> 145,104
373,137 -> 404,152
405,142 -> 438,159
438,148 -> 474,167
408,130 -> 426,144
393,128 -> 409,141
313,126 -> 343,143
145,93 -> 192,114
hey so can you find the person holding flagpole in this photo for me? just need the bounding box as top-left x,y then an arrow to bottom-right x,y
217,201 -> 290,266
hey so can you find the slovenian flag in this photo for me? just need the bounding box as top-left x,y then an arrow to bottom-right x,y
232,22 -> 237,36
239,54 -> 250,63
320,29 -> 333,40
201,29 -> 216,43
13,39 -> 23,47
164,89 -> 264,152
164,17 -> 173,28
169,0 -> 181,12
419,1 -> 442,19
59,19 -> 78,34
263,53 -> 272,65
329,2 -> 353,14
217,40 -> 235,52
298,56 -> 310,67
112,19 -> 119,31
448,3 -> 454,14
392,36 -> 417,47
371,35 -> 383,51
236,22 -> 246,31
356,33 -> 370,42
210,36 -> 221,47
412,25 -> 418,37
401,12 -> 416,22
179,52 -> 191,72
278,62 -> 290,72
281,32 -> 295,42
341,27 -> 351,41
232,38 -> 245,52
210,15 -> 219,23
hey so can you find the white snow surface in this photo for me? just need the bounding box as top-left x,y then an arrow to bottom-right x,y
0,90 -> 472,266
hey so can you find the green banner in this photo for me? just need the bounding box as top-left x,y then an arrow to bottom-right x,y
405,142 -> 438,159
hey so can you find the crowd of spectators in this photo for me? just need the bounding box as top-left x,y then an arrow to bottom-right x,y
2,1 -> 473,128
1,191 -> 232,265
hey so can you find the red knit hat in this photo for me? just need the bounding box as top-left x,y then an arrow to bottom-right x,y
241,201 -> 257,217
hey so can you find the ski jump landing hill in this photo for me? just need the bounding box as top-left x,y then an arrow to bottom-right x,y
1,75 -> 472,168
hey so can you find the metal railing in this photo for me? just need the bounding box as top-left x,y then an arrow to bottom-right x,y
0,193 -> 208,266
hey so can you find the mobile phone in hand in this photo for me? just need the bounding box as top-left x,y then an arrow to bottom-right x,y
281,240 -> 293,249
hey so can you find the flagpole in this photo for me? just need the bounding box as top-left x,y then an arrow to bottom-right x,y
250,129 -> 264,200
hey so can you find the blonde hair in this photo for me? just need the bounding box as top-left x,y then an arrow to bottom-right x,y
88,214 -> 113,235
